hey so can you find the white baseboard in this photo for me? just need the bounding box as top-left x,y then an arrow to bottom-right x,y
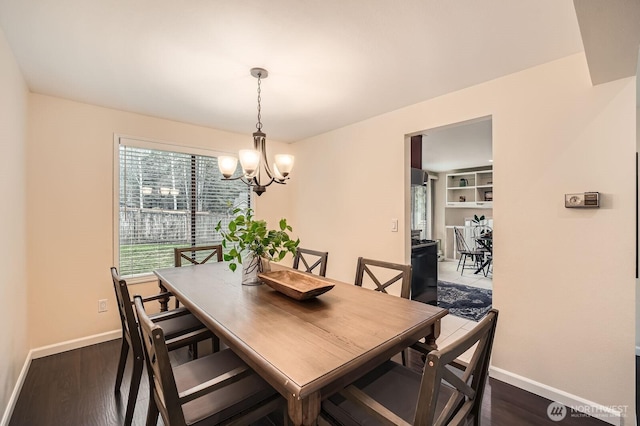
0,329 -> 121,426
0,349 -> 33,426
31,329 -> 121,359
490,366 -> 627,426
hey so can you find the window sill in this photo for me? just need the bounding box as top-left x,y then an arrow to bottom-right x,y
123,273 -> 159,286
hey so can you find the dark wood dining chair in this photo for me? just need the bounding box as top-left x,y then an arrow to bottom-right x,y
173,244 -> 223,308
174,244 -> 223,267
173,245 -> 223,354
133,295 -> 285,426
111,267 -> 213,426
354,257 -> 412,299
354,257 -> 413,364
292,247 -> 329,276
321,309 -> 499,426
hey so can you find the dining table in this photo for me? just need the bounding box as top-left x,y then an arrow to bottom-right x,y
474,235 -> 493,275
154,262 -> 448,425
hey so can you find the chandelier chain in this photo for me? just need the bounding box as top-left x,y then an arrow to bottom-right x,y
256,73 -> 262,132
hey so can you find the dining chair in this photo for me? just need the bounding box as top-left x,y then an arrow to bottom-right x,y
321,309 -> 499,426
174,244 -> 223,267
133,295 -> 285,426
292,247 -> 329,276
173,245 -> 223,354
354,257 -> 413,365
354,257 -> 412,299
111,267 -> 213,426
453,227 -> 484,276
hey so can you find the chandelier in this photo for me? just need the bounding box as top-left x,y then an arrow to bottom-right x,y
217,68 -> 294,196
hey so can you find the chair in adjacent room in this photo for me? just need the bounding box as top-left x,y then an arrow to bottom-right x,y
292,247 -> 329,276
354,257 -> 412,299
321,309 -> 499,426
453,227 -> 484,275
111,267 -> 213,426
134,295 -> 284,426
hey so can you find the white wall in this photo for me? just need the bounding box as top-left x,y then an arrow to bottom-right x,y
636,107 -> 639,352
26,94 -> 294,348
0,28 -> 28,420
291,53 -> 636,419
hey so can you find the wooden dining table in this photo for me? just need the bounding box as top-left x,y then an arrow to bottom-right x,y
154,262 -> 447,425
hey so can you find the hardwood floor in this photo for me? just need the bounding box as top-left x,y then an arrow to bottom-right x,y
10,340 -> 612,425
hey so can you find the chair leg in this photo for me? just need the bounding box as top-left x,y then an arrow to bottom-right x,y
114,338 -> 129,393
460,254 -> 467,276
124,355 -> 144,426
189,343 -> 198,359
456,254 -> 464,271
146,395 -> 160,426
484,258 -> 492,277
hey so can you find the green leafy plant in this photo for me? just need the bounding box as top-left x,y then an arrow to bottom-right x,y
215,207 -> 299,272
472,214 -> 486,225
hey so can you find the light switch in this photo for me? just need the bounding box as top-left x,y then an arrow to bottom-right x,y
391,219 -> 398,232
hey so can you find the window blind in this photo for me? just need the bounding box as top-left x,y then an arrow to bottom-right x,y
118,143 -> 250,277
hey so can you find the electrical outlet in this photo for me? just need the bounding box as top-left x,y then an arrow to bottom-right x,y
98,299 -> 108,313
390,218 -> 398,232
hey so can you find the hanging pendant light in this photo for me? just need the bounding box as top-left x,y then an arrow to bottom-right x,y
218,68 -> 294,196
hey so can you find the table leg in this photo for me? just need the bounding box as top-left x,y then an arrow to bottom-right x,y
287,392 -> 321,426
158,282 -> 169,312
424,320 -> 441,350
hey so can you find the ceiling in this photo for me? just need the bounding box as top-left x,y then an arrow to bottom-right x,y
0,1 -> 587,142
421,118 -> 492,173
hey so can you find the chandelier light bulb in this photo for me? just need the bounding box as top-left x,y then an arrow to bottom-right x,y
218,156 -> 238,178
239,149 -> 261,178
274,154 -> 294,178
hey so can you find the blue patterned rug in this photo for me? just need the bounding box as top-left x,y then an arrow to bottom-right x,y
437,281 -> 492,322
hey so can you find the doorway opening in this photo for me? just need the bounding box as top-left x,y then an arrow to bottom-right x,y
408,116 -> 493,322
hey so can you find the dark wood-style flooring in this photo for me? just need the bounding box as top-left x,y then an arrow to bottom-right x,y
10,339 -> 613,425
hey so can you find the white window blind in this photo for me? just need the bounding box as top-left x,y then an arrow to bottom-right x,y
118,141 -> 250,277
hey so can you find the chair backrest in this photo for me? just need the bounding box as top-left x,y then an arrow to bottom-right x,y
111,267 -> 143,358
134,296 -> 186,426
174,245 -> 223,267
414,309 -> 499,426
453,227 -> 472,253
292,248 -> 329,276
354,257 -> 412,299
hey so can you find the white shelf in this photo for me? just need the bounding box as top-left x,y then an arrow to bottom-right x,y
446,168 -> 493,207
446,202 -> 493,209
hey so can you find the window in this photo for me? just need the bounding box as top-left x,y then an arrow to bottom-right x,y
116,137 -> 250,277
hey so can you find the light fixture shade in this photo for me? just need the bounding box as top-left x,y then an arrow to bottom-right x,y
274,154 -> 294,177
239,149 -> 261,177
160,187 -> 170,196
218,156 -> 238,178
142,186 -> 153,195
273,163 -> 284,180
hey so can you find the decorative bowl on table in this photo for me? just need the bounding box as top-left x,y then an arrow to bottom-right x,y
258,270 -> 334,300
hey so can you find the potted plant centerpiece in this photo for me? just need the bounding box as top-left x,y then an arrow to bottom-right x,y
215,207 -> 299,285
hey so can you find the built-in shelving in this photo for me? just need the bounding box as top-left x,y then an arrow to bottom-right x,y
446,169 -> 493,208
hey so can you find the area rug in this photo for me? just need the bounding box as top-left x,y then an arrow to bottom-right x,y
437,281 -> 492,322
